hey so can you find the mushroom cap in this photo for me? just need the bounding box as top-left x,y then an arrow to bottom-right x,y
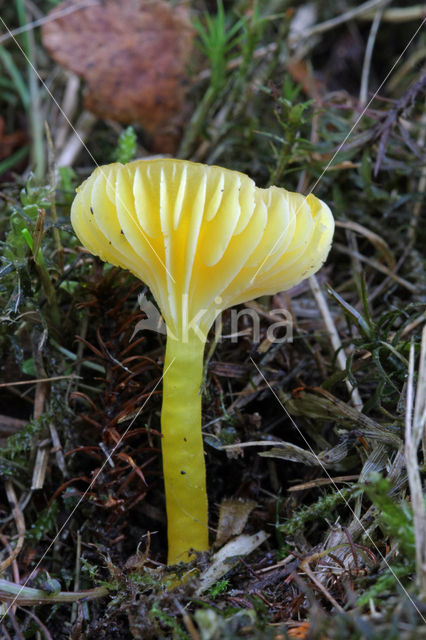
71,159 -> 334,336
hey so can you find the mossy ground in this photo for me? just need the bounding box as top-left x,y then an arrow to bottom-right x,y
0,1 -> 425,638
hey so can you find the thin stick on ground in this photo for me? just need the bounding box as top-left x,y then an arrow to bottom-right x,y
289,0 -> 392,47
359,5 -> 384,106
405,326 -> 426,595
309,274 -> 363,408
56,111 -> 97,168
0,482 -> 25,573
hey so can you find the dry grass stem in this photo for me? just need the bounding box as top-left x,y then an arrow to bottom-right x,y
30,440 -> 50,490
359,5 -> 384,106
54,72 -> 80,151
49,422 -> 67,477
408,104 -> 426,245
0,483 -> 25,573
56,111 -> 97,167
362,5 -> 426,22
289,0 -> 392,46
309,275 -> 363,408
405,329 -> 426,594
300,551 -> 345,613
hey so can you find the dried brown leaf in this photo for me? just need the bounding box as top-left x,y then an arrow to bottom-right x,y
215,498 -> 257,548
42,0 -> 194,153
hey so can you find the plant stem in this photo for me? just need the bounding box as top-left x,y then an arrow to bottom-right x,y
15,0 -> 45,181
45,122 -> 64,271
178,86 -> 217,159
0,578 -> 108,605
267,131 -> 296,187
161,332 -> 209,564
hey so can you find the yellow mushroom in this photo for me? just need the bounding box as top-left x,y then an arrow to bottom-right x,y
71,158 -> 334,564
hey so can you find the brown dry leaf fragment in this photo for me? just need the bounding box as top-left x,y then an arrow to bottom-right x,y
286,623 -> 311,639
42,0 -> 194,153
215,498 -> 257,548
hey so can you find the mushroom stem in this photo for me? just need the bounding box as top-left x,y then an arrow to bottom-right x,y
161,331 -> 209,564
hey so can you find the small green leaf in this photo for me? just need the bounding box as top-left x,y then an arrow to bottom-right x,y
115,126 -> 138,164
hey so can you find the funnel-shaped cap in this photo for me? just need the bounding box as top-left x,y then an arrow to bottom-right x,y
71,159 -> 334,337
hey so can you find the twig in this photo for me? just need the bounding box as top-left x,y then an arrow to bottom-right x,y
368,247 -> 410,303
15,0 -> 45,181
66,314 -> 89,404
56,111 -> 97,168
49,422 -> 68,478
333,242 -> 417,292
31,440 -> 50,491
55,73 -> 81,152
408,102 -> 426,245
0,579 -> 108,606
388,48 -> 426,92
289,0 -> 391,47
361,5 -> 426,23
0,493 -> 32,527
415,326 -> 426,460
300,551 -> 344,612
0,483 -> 25,573
335,220 -> 395,268
0,535 -> 20,584
178,86 -> 217,159
0,623 -> 12,639
18,608 -> 53,640
289,475 -> 360,492
0,375 -> 77,388
257,553 -> 295,574
7,612 -> 25,640
31,378 -> 50,491
45,122 -> 64,271
374,72 -> 426,175
33,378 -> 49,420
71,531 -> 82,624
400,313 -> 426,340
174,599 -> 201,640
309,275 -> 363,408
405,330 -> 426,595
359,5 -> 384,106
